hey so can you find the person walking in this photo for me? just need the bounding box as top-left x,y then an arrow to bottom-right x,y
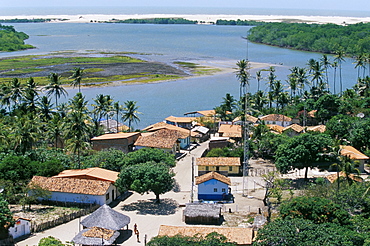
135,229 -> 140,243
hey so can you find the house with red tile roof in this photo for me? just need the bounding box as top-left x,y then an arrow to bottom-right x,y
91,132 -> 141,153
197,157 -> 240,176
196,171 -> 232,201
260,114 -> 292,127
54,167 -> 119,183
340,145 -> 369,173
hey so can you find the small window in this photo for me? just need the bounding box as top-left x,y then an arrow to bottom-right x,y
222,188 -> 226,193
229,166 -> 233,171
216,166 -> 220,171
205,166 -> 209,171
214,188 -> 218,192
106,193 -> 110,200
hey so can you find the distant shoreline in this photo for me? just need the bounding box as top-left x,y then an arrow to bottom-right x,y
0,14 -> 369,25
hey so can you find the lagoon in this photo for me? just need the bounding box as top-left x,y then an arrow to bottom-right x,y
0,22 -> 359,128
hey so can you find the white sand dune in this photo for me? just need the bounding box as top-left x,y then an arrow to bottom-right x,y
0,13 -> 369,25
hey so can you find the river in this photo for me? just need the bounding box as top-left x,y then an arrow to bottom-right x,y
0,22 -> 360,128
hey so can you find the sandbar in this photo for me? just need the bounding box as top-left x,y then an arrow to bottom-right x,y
0,14 -> 369,25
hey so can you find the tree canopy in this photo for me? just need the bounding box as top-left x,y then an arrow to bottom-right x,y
0,195 -> 14,239
116,162 -> 175,203
0,24 -> 34,52
121,148 -> 175,167
148,232 -> 236,246
274,133 -> 333,179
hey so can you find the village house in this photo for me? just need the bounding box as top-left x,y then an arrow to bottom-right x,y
8,217 -> 31,240
266,124 -> 284,134
30,167 -> 121,205
165,115 -> 198,129
183,203 -> 223,225
158,225 -> 254,245
218,124 -> 242,140
282,123 -> 305,137
184,109 -> 216,118
142,122 -> 194,149
191,125 -> 210,143
91,132 -> 141,152
306,125 -> 326,133
340,145 -> 369,173
196,171 -> 232,201
30,176 -> 118,205
197,157 -> 240,176
260,114 -> 292,127
134,128 -> 186,154
232,114 -> 259,125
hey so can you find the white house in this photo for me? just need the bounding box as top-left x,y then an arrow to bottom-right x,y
196,171 -> 232,201
8,217 -> 31,239
259,114 -> 292,127
30,176 -> 119,205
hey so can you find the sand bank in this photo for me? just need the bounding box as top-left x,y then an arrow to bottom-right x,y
1,13 -> 369,25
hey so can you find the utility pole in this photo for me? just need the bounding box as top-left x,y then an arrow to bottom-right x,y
191,156 -> 194,203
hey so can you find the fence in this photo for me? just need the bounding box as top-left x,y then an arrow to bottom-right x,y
30,204 -> 99,233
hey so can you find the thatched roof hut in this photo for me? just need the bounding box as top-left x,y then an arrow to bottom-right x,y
183,203 -> 222,225
72,227 -> 120,245
81,204 -> 130,230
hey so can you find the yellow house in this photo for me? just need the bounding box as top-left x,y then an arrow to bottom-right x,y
197,157 -> 240,176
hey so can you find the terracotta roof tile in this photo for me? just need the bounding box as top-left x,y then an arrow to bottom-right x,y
218,124 -> 242,138
340,145 -> 369,160
135,128 -> 181,149
266,124 -> 284,133
283,124 -> 304,133
196,171 -> 231,185
31,176 -> 111,196
196,157 -> 240,166
158,225 -> 253,245
142,122 -> 195,138
165,116 -> 197,123
54,167 -> 119,183
306,125 -> 326,133
91,132 -> 140,141
260,114 -> 292,122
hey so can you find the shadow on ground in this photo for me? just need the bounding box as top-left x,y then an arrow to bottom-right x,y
172,181 -> 181,192
121,198 -> 179,215
114,229 -> 133,244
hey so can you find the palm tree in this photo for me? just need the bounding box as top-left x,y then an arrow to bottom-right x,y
23,77 -> 39,113
44,73 -> 68,106
331,155 -> 361,194
70,67 -> 84,93
122,100 -> 141,131
287,66 -> 299,100
0,84 -> 12,112
320,54 -> 331,86
236,59 -> 250,99
297,68 -> 309,95
221,93 -> 236,113
256,70 -> 263,92
9,78 -> 24,108
334,49 -> 346,94
253,90 -> 267,112
311,60 -> 325,90
37,96 -> 54,122
331,61 -> 338,94
113,101 -> 123,132
354,53 -> 366,80
63,93 -> 92,168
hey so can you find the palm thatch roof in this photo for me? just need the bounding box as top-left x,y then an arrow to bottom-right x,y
81,204 -> 130,230
184,203 -> 222,219
72,227 -> 120,245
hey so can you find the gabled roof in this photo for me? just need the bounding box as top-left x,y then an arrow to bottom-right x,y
134,128 -> 180,149
142,122 -> 195,138
218,124 -> 242,138
340,145 -> 369,160
326,171 -> 363,183
31,176 -> 111,196
165,116 -> 197,123
81,204 -> 130,230
191,126 -> 209,135
54,167 -> 119,183
283,123 -> 304,133
266,124 -> 284,133
233,114 -> 259,124
158,225 -> 254,245
196,157 -> 240,166
184,110 -> 216,117
196,171 -> 231,185
260,114 -> 292,122
91,132 -> 140,141
306,125 -> 326,133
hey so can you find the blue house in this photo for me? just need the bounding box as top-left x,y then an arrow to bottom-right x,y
196,171 -> 232,201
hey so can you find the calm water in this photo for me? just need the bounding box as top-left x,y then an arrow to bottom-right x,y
0,22 -> 361,128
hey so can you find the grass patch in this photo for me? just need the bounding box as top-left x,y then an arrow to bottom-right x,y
2,67 -> 44,75
0,55 -> 144,71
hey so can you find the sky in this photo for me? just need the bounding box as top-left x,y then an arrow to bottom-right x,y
2,0 -> 370,12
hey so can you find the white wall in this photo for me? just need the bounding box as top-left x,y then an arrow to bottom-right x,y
9,219 -> 30,239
